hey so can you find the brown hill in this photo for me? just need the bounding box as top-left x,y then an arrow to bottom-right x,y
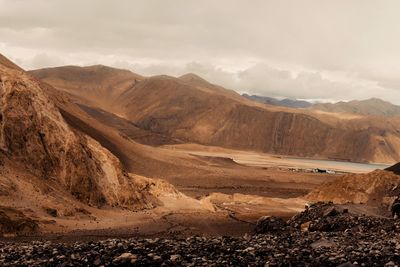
306,169 -> 400,209
0,54 -> 178,231
30,67 -> 400,164
312,98 -> 400,117
31,65 -> 143,112
179,73 -> 212,87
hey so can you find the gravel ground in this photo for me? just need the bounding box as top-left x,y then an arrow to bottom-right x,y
1,231 -> 400,266
1,203 -> 400,266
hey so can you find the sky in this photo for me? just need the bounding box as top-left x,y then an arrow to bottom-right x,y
1,0 -> 400,103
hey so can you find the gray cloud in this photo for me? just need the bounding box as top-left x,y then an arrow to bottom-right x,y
29,53 -> 65,69
1,0 -> 400,103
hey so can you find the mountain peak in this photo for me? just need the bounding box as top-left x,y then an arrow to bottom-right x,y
363,97 -> 388,103
179,73 -> 211,86
0,53 -> 24,71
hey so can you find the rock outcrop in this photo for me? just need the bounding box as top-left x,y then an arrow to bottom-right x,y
306,170 -> 400,204
0,54 -> 158,210
0,206 -> 39,236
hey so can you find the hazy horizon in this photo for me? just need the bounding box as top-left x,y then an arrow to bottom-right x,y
2,0 -> 400,103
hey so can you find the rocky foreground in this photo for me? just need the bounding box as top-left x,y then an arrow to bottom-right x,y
0,231 -> 399,266
1,203 -> 400,266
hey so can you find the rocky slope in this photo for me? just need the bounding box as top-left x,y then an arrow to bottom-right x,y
0,56 -> 159,209
306,169 -> 400,205
0,54 -> 211,238
76,103 -> 181,146
31,66 -> 400,164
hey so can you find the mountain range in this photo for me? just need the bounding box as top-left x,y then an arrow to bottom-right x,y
244,93 -> 400,117
30,65 -> 400,164
242,94 -> 313,108
311,98 -> 400,117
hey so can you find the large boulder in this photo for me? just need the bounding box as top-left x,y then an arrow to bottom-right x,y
0,206 -> 38,236
254,216 -> 287,233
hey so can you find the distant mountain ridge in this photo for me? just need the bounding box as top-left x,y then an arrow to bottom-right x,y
244,93 -> 400,117
311,98 -> 400,117
242,94 -> 312,108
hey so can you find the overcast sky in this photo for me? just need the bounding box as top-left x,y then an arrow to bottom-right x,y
1,0 -> 400,103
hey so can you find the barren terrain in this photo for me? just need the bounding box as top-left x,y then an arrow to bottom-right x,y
2,53 -> 400,267
31,66 -> 400,164
0,53 -> 338,242
0,53 -> 395,241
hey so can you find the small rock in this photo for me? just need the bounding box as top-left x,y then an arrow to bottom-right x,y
310,238 -> 335,249
255,216 -> 286,233
338,262 -> 356,267
323,207 -> 339,217
153,255 -> 162,261
93,257 -> 101,266
301,221 -> 311,232
113,253 -> 138,264
170,254 -> 181,262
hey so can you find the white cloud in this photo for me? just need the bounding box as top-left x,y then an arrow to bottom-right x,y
29,53 -> 65,69
2,0 -> 400,103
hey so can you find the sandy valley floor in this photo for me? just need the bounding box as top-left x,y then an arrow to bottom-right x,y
1,142 -> 390,240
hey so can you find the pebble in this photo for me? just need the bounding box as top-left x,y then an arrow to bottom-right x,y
170,254 -> 181,261
1,203 -> 400,266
